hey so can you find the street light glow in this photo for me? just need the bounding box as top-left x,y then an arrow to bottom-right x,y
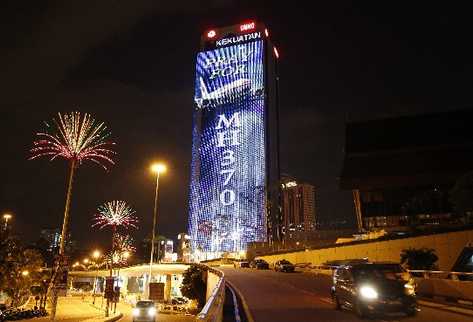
151,163 -> 167,174
83,258 -> 89,264
3,213 -> 12,220
22,270 -> 29,276
92,250 -> 101,259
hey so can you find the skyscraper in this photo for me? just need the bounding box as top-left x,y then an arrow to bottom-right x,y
188,21 -> 280,258
281,175 -> 317,240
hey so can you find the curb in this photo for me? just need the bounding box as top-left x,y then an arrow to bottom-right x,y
104,312 -> 123,322
419,300 -> 473,318
225,280 -> 255,322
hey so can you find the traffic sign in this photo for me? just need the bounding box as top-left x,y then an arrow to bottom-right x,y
149,282 -> 164,301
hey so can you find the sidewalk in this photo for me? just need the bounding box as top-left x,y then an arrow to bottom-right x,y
419,298 -> 473,318
24,296 -> 121,322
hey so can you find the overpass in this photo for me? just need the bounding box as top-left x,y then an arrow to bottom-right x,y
68,263 -> 190,303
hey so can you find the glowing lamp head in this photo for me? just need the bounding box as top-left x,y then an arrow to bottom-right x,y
83,258 -> 89,264
3,213 -> 12,220
22,270 -> 29,276
207,30 -> 216,38
151,163 -> 167,174
92,250 -> 101,259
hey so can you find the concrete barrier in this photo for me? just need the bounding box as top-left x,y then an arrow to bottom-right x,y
258,229 -> 473,271
196,266 -> 225,322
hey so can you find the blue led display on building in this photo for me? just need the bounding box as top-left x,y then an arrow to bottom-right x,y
188,39 -> 268,256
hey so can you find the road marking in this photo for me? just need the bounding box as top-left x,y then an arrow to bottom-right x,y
228,285 -> 242,322
319,297 -> 333,305
226,279 -> 256,322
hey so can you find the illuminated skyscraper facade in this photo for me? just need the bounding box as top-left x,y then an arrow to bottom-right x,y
188,21 -> 280,258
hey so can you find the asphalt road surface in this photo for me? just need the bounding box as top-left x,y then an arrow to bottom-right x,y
221,267 -> 473,322
117,302 -> 194,322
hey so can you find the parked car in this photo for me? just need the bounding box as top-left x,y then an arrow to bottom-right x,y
250,259 -> 270,269
274,259 -> 295,272
331,262 -> 417,318
234,260 -> 250,268
132,300 -> 157,322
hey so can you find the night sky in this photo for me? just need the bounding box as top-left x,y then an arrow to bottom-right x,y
1,1 -> 472,251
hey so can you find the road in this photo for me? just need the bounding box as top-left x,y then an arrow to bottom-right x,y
221,267 -> 473,322
117,301 -> 194,322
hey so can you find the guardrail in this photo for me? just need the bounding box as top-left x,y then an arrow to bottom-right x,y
196,266 -> 225,322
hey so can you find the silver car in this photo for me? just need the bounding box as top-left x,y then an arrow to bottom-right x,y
132,300 -> 157,322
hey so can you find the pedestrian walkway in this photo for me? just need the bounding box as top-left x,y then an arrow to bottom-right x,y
24,296 -> 120,322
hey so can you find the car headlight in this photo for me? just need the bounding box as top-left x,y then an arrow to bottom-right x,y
359,285 -> 378,300
404,283 -> 416,295
132,308 -> 139,316
148,307 -> 157,316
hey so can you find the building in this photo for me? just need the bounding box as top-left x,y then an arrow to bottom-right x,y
187,21 -> 280,258
162,240 -> 174,263
177,233 -> 191,262
280,175 -> 317,240
40,228 -> 62,252
340,108 -> 473,232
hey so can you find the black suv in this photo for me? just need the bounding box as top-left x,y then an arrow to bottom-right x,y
250,259 -> 269,269
331,263 -> 417,318
274,259 -> 295,272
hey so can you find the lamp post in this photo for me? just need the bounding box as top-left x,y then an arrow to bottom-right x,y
3,213 -> 12,231
92,250 -> 101,305
148,162 -> 166,293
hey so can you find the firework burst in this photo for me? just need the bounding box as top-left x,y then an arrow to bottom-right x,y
109,234 -> 136,264
30,111 -> 116,170
114,234 -> 136,254
92,200 -> 138,229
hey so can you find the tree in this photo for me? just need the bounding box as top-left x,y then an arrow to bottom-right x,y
450,171 -> 473,218
0,236 -> 44,306
180,265 -> 207,308
400,248 -> 438,270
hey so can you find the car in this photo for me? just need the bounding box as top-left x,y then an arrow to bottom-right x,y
132,300 -> 157,322
234,260 -> 250,268
331,262 -> 417,318
250,259 -> 270,269
274,259 -> 295,272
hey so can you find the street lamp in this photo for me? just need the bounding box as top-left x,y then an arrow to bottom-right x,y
22,270 -> 29,277
148,162 -> 166,289
83,258 -> 89,265
3,213 -> 12,231
91,250 -> 101,305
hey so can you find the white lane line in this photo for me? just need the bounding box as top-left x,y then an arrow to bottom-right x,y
319,297 -> 333,304
228,285 -> 242,322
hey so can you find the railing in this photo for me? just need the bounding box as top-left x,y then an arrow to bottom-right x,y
196,266 -> 225,322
